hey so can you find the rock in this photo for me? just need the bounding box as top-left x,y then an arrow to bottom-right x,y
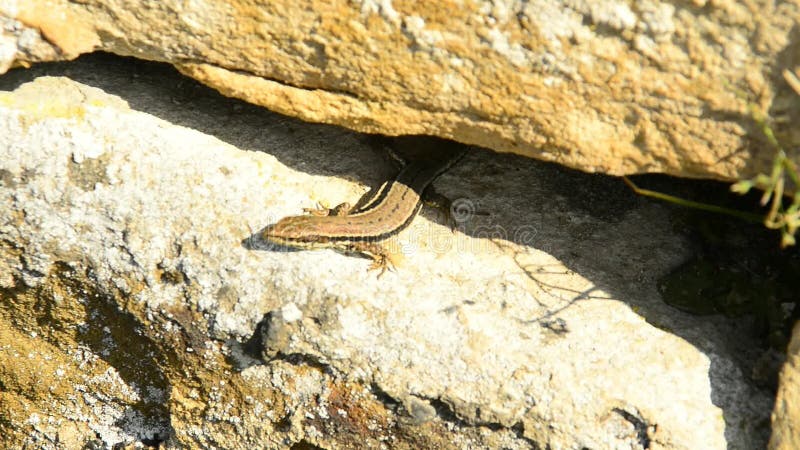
0,14 -> 61,73
770,321 -> 800,449
0,58 -> 775,448
3,1 -> 799,180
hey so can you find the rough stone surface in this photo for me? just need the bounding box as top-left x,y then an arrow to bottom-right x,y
2,0 -> 799,180
770,321 -> 800,450
0,13 -> 60,73
0,57 -> 777,449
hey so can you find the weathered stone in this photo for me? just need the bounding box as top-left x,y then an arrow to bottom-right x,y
770,321 -> 800,450
0,59 -> 776,448
2,0 -> 799,180
0,14 -> 61,74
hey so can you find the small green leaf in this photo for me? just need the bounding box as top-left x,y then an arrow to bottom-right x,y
730,180 -> 752,194
781,231 -> 796,248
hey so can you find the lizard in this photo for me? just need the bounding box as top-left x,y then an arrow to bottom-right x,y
261,136 -> 466,275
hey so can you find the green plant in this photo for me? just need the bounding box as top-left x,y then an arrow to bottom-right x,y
730,69 -> 800,247
626,68 -> 800,247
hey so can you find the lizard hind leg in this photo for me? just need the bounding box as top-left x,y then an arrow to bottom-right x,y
424,187 -> 489,231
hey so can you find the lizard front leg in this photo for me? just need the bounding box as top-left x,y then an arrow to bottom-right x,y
303,202 -> 353,217
347,241 -> 397,277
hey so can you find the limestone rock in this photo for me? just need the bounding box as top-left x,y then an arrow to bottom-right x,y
770,321 -> 800,450
0,60 -> 775,448
2,0 -> 799,180
0,14 -> 61,73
